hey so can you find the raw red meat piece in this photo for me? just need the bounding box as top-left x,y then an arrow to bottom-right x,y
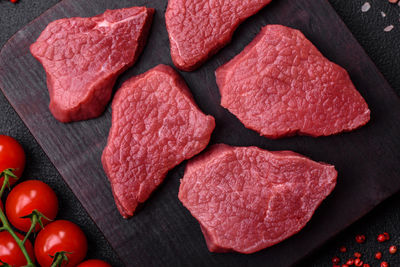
216,25 -> 370,138
102,65 -> 215,218
165,0 -> 272,71
30,7 -> 154,122
179,144 -> 337,253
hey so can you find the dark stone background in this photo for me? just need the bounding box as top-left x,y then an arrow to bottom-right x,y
0,0 -> 399,266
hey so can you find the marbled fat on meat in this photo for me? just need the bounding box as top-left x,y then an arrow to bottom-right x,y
179,144 -> 337,253
102,65 -> 215,218
216,25 -> 370,138
30,7 -> 154,122
165,0 -> 272,71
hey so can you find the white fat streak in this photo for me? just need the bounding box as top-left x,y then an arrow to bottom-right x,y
96,13 -> 143,29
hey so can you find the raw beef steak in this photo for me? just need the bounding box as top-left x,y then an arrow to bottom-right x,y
216,25 -> 370,138
102,64 -> 215,218
30,7 -> 154,122
179,144 -> 337,253
165,0 -> 272,71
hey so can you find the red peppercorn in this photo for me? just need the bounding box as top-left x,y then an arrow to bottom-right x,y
346,258 -> 354,265
333,265 -> 340,267
375,251 -> 382,260
389,245 -> 397,254
378,234 -> 387,243
10,0 -> 18,3
356,235 -> 366,244
332,256 -> 340,264
342,265 -> 349,267
354,258 -> 363,266
381,261 -> 389,267
363,264 -> 370,267
340,246 -> 347,253
354,252 -> 361,258
383,232 -> 390,240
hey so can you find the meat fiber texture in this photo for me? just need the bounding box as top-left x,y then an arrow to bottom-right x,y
102,64 -> 215,218
165,0 -> 272,71
216,25 -> 371,138
179,144 -> 337,254
30,7 -> 154,122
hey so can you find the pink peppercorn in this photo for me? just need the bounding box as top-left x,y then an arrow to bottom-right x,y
389,245 -> 397,254
332,256 -> 340,264
378,234 -> 387,243
383,232 -> 390,240
355,235 -> 366,244
354,258 -> 363,266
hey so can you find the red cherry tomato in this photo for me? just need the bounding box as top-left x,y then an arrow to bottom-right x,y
77,259 -> 112,267
0,135 -> 25,186
0,231 -> 35,266
6,180 -> 58,232
34,220 -> 87,267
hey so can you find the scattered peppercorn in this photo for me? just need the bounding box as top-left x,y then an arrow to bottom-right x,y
383,232 -> 390,241
378,234 -> 387,243
342,265 -> 349,267
363,264 -> 370,267
354,252 -> 361,258
389,245 -> 397,254
375,251 -> 383,260
340,246 -> 347,253
389,0 -> 399,4
354,258 -> 363,266
332,256 -> 341,264
381,261 -> 389,267
10,0 -> 18,3
356,234 -> 366,244
346,258 -> 354,265
333,265 -> 340,267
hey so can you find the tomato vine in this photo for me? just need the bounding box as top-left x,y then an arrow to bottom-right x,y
0,169 -> 67,267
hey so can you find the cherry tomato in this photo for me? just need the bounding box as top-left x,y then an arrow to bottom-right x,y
0,135 -> 25,186
77,259 -> 112,267
0,231 -> 35,266
34,220 -> 87,267
6,180 -> 58,232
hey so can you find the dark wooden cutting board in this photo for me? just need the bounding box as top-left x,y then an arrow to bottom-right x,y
1,0 -> 400,266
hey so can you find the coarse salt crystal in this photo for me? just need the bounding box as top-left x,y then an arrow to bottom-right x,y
381,11 -> 386,17
361,2 -> 371,12
384,25 -> 394,32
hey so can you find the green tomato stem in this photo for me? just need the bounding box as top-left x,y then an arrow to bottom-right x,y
0,169 -> 35,267
0,175 -> 8,198
49,252 -> 69,267
22,214 -> 37,245
0,208 -> 36,267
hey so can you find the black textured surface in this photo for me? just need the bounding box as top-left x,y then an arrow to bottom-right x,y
0,0 -> 399,267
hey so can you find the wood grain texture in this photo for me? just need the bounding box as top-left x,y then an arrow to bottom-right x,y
1,0 -> 399,266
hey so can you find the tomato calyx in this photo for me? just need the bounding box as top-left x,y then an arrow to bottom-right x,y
0,259 -> 12,267
0,168 -> 18,196
21,209 -> 52,243
50,251 -> 71,267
